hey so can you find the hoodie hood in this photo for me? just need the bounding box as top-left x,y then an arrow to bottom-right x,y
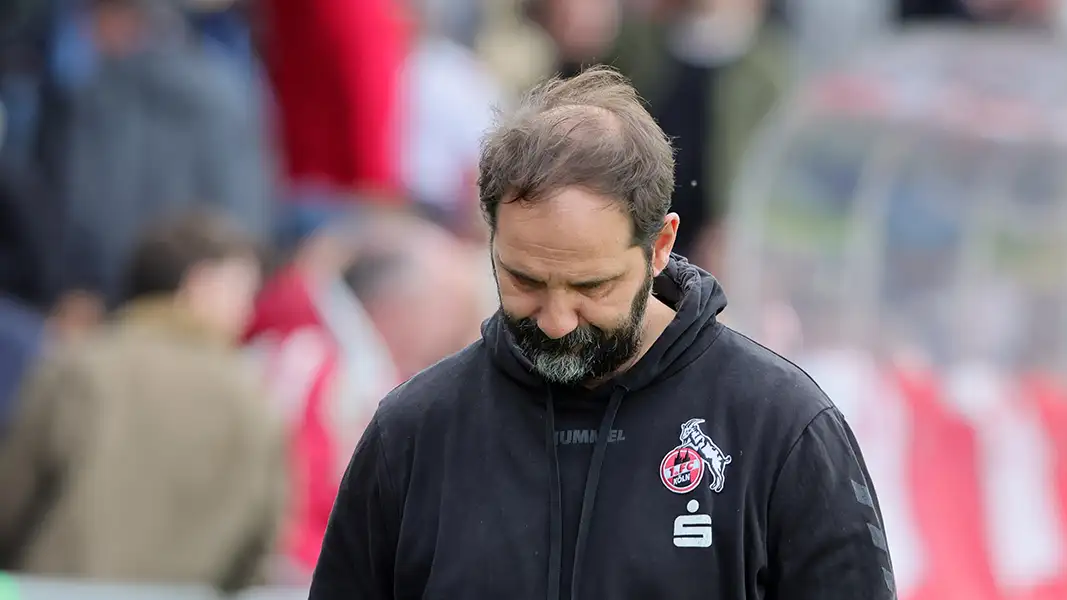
483,254 -> 728,395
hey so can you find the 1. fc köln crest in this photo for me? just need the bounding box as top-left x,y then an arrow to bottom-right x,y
660,418 -> 733,494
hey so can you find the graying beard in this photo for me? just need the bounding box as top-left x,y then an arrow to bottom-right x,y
526,327 -> 600,384
531,353 -> 589,385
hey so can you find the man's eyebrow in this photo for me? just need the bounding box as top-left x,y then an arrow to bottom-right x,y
497,260 -> 544,284
571,272 -> 624,288
498,258 -> 624,288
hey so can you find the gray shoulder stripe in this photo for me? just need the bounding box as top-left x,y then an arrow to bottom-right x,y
852,479 -> 875,508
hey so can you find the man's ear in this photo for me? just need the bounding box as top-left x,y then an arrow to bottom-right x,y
651,213 -> 680,276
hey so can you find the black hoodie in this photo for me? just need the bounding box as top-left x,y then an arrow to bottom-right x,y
310,256 -> 897,600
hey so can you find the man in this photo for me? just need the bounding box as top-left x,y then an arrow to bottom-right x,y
243,222 -> 398,582
310,66 -> 896,599
0,212 -> 286,593
342,214 -> 492,380
46,0 -> 274,308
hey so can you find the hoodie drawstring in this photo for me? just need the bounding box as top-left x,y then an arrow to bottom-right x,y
545,385 -> 628,600
545,388 -> 564,600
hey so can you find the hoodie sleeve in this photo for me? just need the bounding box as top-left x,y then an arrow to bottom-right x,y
766,407 -> 898,600
308,417 -> 399,599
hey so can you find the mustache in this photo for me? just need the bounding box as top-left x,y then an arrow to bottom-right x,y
508,317 -> 602,354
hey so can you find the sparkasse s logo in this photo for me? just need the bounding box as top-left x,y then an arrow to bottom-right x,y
660,418 -> 732,494
674,499 -> 713,548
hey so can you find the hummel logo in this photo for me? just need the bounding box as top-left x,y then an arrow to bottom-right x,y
555,429 -> 626,446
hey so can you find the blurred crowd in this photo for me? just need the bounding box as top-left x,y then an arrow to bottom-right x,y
0,0 -> 1065,593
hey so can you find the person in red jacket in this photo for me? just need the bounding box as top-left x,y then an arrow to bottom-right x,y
258,0 -> 409,202
244,229 -> 398,581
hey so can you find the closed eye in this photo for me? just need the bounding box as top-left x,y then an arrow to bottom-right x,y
571,281 -> 605,292
571,274 -> 622,293
510,272 -> 544,290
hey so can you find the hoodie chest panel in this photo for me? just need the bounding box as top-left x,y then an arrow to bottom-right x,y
394,383 -> 773,599
562,395 -> 768,599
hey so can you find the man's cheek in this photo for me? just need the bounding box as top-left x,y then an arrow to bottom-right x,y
499,290 -> 538,319
579,296 -> 629,327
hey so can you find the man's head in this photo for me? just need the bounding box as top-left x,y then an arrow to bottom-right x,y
344,215 -> 491,379
478,66 -> 679,385
124,211 -> 262,340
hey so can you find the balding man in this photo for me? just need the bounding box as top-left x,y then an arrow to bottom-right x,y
310,67 -> 895,600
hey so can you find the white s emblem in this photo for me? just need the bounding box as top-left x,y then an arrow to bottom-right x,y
673,500 -> 713,548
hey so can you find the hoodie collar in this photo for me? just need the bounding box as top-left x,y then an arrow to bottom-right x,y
484,254 -> 727,396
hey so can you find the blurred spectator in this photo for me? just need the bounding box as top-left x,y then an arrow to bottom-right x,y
43,0 -> 275,308
258,0 -> 408,213
0,211 -> 286,593
402,0 -> 504,238
526,0 -> 621,76
244,224 -> 397,582
343,215 -> 492,380
476,0 -> 556,97
614,0 -> 788,269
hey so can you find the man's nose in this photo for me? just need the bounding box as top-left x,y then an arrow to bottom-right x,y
537,296 -> 579,340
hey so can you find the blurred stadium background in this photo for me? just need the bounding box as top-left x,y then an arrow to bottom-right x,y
0,0 -> 1065,598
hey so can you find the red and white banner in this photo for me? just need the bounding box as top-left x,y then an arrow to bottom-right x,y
804,353 -> 1067,600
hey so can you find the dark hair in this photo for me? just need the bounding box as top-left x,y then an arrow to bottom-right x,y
478,65 -> 675,252
123,211 -> 260,301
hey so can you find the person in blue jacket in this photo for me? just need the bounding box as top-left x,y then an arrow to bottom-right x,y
309,65 -> 897,600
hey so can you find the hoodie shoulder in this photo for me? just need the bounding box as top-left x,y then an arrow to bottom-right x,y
361,340 -> 492,501
704,326 -> 835,425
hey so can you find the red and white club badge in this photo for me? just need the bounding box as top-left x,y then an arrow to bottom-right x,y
660,446 -> 705,494
660,418 -> 733,494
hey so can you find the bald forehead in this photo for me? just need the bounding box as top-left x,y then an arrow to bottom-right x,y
494,188 -> 635,263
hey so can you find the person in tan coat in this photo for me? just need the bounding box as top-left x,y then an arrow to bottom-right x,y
0,211 -> 287,592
